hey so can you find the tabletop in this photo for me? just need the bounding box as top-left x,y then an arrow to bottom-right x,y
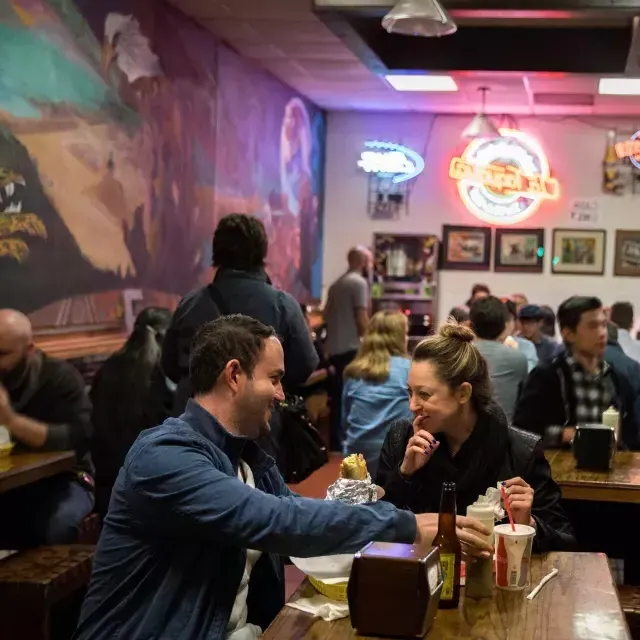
0,451 -> 76,494
263,552 -> 630,640
545,449 -> 640,503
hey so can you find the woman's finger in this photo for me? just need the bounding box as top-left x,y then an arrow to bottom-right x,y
408,434 -> 433,450
415,429 -> 437,444
457,515 -> 490,538
504,477 -> 529,489
406,445 -> 433,459
505,485 -> 530,496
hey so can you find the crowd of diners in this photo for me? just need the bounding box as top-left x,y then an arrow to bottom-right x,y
0,213 -> 638,638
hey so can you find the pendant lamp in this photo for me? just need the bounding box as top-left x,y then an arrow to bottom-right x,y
382,0 -> 457,38
462,87 -> 501,139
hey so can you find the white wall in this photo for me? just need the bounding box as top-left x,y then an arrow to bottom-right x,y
323,112 -> 640,323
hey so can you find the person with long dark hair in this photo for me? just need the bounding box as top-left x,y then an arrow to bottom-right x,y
91,307 -> 173,516
376,320 -> 574,552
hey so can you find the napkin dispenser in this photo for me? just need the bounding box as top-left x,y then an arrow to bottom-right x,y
347,542 -> 443,638
574,423 -> 616,471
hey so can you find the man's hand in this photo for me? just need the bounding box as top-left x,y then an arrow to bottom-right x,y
0,384 -> 15,427
503,478 -> 535,527
414,513 -> 438,546
413,514 -> 493,561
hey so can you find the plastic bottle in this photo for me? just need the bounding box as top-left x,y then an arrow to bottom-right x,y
465,495 -> 495,598
602,406 -> 620,444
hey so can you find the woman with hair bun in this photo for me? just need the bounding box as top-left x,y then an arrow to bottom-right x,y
376,321 -> 574,552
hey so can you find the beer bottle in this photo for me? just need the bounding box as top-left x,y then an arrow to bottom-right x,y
434,481 -> 462,609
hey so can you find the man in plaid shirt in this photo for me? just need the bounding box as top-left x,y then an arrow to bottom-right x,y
514,296 -> 640,449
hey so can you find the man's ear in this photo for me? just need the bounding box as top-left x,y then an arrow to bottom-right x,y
222,359 -> 243,392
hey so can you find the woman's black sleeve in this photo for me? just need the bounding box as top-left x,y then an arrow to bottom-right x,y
376,421 -> 415,510
527,442 -> 576,552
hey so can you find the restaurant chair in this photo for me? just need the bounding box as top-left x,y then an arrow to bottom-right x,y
0,545 -> 94,640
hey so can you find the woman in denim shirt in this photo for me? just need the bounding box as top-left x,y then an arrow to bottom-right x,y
342,311 -> 412,477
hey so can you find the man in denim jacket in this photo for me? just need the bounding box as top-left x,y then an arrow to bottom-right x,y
75,315 -> 433,640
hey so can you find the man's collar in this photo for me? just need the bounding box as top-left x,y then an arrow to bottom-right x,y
214,268 -> 268,283
181,399 -> 269,471
565,352 -> 609,376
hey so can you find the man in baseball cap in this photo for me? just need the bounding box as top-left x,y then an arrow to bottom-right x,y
518,304 -> 557,365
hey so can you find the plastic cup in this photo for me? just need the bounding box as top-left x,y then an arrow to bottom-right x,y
494,524 -> 535,591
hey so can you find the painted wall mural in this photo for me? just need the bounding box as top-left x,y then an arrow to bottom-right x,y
0,0 -> 325,328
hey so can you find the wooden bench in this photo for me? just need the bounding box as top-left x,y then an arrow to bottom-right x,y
618,585 -> 640,639
0,545 -> 95,640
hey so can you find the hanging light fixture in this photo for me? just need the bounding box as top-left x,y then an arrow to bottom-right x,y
382,0 -> 457,38
462,87 -> 501,139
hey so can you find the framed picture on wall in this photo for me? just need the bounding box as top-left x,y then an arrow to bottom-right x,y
494,228 -> 544,273
551,228 -> 606,275
614,230 -> 640,277
441,225 -> 492,271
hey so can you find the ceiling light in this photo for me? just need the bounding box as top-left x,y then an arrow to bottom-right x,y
598,78 -> 640,95
382,0 -> 457,38
462,87 -> 501,139
385,74 -> 458,92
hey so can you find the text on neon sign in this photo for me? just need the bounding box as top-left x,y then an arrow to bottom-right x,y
357,141 -> 425,183
449,158 -> 559,200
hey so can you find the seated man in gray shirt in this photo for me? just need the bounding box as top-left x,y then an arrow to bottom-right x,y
469,296 -> 528,423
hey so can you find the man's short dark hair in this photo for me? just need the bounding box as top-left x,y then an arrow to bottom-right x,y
212,214 -> 268,271
504,299 -> 517,319
189,315 -> 276,395
449,306 -> 469,324
540,305 -> 557,338
469,296 -> 508,341
557,296 -> 602,332
611,302 -> 634,331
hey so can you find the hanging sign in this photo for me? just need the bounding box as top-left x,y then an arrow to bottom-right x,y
449,129 -> 559,225
569,198 -> 600,225
358,141 -> 425,184
614,130 -> 640,170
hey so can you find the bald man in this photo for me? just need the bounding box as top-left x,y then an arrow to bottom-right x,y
323,246 -> 371,450
0,310 -> 94,547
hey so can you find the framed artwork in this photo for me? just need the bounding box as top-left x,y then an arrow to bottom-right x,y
614,230 -> 640,277
551,228 -> 606,275
494,228 -> 544,273
441,225 -> 492,271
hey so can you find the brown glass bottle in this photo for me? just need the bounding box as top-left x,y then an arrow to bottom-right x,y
434,481 -> 461,609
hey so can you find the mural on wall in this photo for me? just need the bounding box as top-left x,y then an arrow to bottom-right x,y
0,0 -> 325,328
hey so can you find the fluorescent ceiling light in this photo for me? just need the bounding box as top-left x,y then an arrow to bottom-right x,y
598,78 -> 640,95
385,74 -> 458,92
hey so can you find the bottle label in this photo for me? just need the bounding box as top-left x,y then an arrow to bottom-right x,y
440,553 -> 455,600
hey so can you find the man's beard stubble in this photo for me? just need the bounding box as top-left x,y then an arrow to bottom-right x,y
0,354 -> 30,393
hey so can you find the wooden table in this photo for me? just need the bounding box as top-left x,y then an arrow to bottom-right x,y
545,449 -> 640,503
264,553 -> 630,640
0,451 -> 76,494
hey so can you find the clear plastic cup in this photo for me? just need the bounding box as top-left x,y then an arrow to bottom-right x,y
494,524 -> 536,591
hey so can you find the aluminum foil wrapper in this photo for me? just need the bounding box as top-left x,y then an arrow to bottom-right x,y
484,485 -> 506,521
325,474 -> 378,505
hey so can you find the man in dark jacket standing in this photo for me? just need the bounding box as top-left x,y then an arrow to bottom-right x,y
0,309 -> 94,547
74,315 -> 451,640
513,296 -> 640,449
162,213 -> 318,418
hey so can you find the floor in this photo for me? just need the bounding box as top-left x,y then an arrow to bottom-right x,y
284,454 -> 342,599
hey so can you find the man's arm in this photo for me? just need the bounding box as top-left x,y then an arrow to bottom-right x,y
124,435 -> 417,558
352,278 -> 369,337
0,363 -> 92,453
512,367 -> 554,437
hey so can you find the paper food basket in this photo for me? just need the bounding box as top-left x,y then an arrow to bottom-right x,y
290,554 -> 353,603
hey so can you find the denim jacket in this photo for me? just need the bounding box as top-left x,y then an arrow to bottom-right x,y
74,400 -> 416,640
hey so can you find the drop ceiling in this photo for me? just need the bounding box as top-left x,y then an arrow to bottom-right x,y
167,0 -> 640,116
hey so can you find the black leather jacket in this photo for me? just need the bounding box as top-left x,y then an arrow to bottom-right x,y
377,408 -> 575,552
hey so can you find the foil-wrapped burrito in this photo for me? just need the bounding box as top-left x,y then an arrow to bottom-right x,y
325,454 -> 378,505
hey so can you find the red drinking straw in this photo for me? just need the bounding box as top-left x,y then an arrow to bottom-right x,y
501,485 -> 516,532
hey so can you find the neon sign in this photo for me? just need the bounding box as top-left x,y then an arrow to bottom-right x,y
358,141 -> 425,183
449,129 -> 559,224
615,131 -> 640,170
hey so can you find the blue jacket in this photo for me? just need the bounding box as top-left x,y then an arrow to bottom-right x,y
74,400 -> 416,640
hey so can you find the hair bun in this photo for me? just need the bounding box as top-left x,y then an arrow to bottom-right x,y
439,320 -> 476,343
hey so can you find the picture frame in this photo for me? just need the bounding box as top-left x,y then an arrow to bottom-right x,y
441,225 -> 492,271
551,228 -> 606,275
494,228 -> 545,273
614,230 -> 640,277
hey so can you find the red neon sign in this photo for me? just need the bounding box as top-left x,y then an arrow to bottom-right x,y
449,129 -> 559,225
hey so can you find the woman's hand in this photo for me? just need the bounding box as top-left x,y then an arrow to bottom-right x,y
503,477 -> 535,526
457,516 -> 494,561
399,416 -> 439,477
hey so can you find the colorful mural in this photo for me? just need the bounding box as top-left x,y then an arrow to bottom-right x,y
0,0 -> 325,328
